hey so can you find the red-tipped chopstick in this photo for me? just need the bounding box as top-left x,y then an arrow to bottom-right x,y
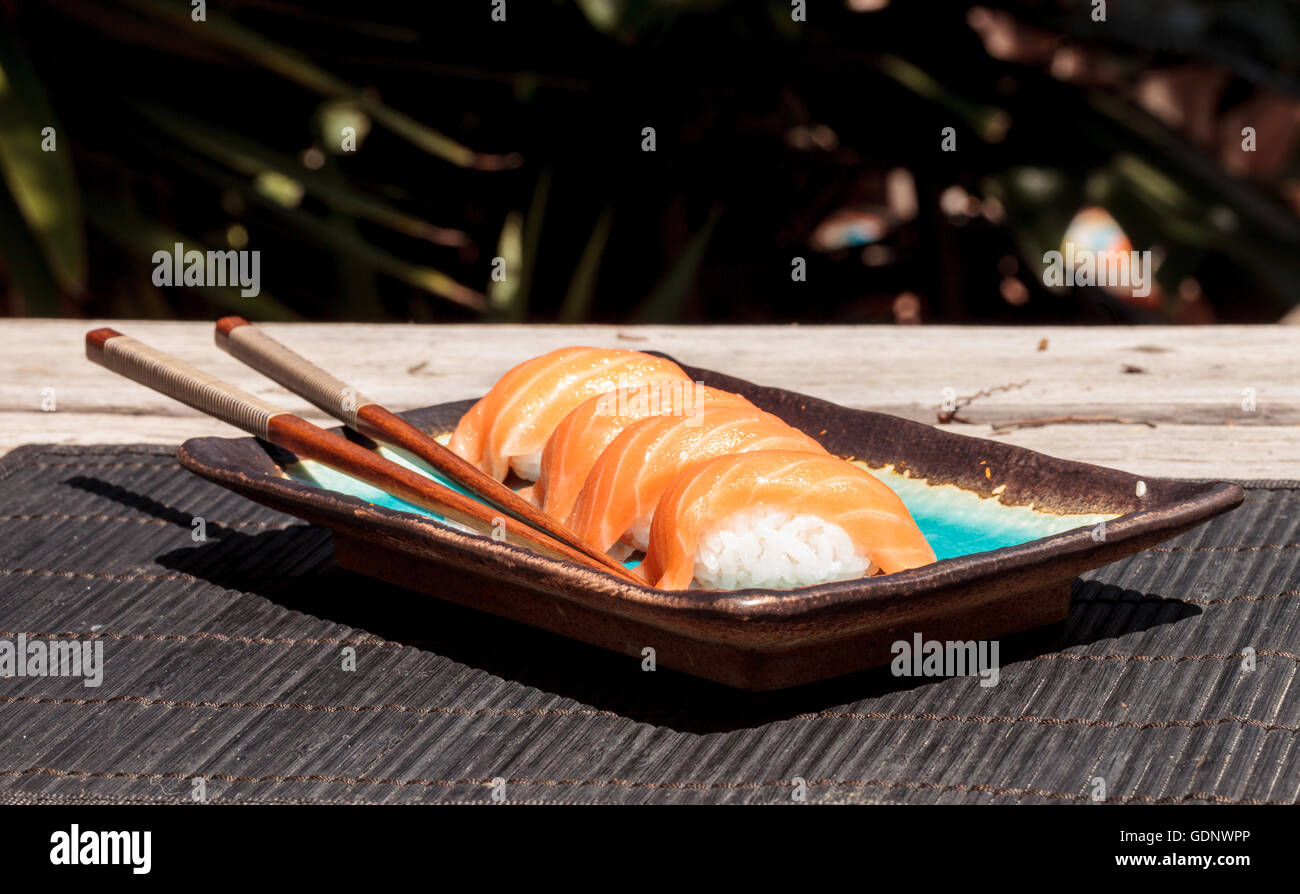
212,316 -> 617,566
86,327 -> 639,583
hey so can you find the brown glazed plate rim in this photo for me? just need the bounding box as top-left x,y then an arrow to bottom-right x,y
177,356 -> 1244,628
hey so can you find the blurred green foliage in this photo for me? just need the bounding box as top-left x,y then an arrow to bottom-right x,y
0,0 -> 1298,323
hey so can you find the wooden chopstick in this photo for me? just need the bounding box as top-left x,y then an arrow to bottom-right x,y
85,327 -> 640,583
212,316 -> 621,569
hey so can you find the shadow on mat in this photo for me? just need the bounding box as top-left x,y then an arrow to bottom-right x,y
148,525 -> 1200,734
65,475 -> 255,539
73,470 -> 1203,733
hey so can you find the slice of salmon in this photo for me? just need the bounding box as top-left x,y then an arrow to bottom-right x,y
447,347 -> 691,481
566,406 -> 829,553
534,383 -> 752,523
641,450 -> 936,590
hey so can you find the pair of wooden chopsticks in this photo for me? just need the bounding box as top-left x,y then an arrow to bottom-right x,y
85,320 -> 639,583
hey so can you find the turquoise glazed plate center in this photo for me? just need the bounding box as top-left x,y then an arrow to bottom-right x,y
286,440 -> 1114,564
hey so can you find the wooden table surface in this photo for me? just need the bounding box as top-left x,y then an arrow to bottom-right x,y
1,321 -> 1295,478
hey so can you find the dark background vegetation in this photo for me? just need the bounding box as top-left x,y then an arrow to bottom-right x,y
1,0 -> 1299,324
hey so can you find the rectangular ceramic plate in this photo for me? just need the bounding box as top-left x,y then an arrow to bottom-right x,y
178,357 -> 1243,690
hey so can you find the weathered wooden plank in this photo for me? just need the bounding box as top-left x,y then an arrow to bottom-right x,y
2,322 -> 1297,421
2,416 -> 1293,479
1,321 -> 1295,477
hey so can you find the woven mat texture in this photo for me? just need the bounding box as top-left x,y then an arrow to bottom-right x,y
0,445 -> 1297,804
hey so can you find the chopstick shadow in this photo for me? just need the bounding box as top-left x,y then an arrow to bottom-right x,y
64,475 -> 268,541
148,522 -> 1202,734
65,475 -> 238,536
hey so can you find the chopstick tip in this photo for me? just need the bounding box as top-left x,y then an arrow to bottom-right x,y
215,316 -> 251,339
86,328 -> 121,351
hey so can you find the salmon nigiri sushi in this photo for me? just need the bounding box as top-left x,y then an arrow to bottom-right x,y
448,347 -> 691,481
566,406 -> 829,554
530,382 -> 752,522
639,451 -> 936,590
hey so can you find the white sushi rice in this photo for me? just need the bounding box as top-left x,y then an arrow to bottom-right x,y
626,511 -> 654,552
509,449 -> 544,481
606,540 -> 637,562
693,509 -> 876,590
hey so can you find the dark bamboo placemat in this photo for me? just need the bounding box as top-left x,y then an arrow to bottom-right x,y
0,444 -> 1296,804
